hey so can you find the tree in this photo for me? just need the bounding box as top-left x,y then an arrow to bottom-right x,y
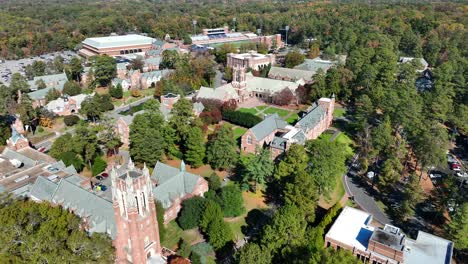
57,151 -> 84,172
239,148 -> 274,192
9,73 -> 30,94
309,248 -> 361,264
72,124 -> 99,169
200,200 -> 223,232
80,96 -> 101,121
284,50 -> 305,68
261,205 -> 307,255
32,60 -> 46,76
35,79 -> 46,89
130,111 -> 171,165
400,174 -> 425,219
273,88 -> 295,105
218,185 -> 245,217
207,173 -> 221,191
49,133 -> 74,159
206,125 -> 238,170
305,140 -> 347,195
284,170 -> 319,223
177,239 -> 192,258
98,117 -> 122,156
65,57 -> 83,82
160,50 -> 179,69
129,55 -> 144,72
184,126 -> 205,168
307,43 -> 320,59
446,202 -> 468,250
46,88 -> 61,101
275,144 -> 308,180
16,94 -> 36,125
63,115 -> 79,126
178,197 -> 207,230
53,55 -> 65,73
169,98 -> 194,143
155,200 -> 166,243
206,218 -> 233,250
62,81 -> 81,96
93,55 -> 116,87
215,44 -> 237,64
91,156 -> 107,176
110,83 -> 123,99
0,197 -> 114,263
238,243 -> 272,264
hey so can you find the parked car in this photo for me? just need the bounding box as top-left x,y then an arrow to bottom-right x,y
37,146 -> 46,152
96,175 -> 104,181
101,172 -> 109,178
447,154 -> 457,163
451,163 -> 461,171
456,172 -> 468,178
430,173 -> 442,179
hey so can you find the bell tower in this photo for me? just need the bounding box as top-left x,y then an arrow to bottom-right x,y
111,159 -> 163,264
231,65 -> 248,102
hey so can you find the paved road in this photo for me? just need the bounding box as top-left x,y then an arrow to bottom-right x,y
343,172 -> 392,225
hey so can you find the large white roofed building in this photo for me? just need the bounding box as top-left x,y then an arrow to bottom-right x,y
79,34 -> 156,58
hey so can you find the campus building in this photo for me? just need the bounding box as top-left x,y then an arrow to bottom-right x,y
227,51 -> 275,71
190,26 -> 283,49
241,96 -> 334,157
79,34 -> 157,58
45,94 -> 90,116
325,207 -> 454,264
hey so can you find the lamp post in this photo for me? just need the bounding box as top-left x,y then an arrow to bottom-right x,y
285,25 -> 289,46
192,20 -> 197,35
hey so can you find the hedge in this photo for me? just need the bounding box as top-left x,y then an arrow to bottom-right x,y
222,110 -> 262,128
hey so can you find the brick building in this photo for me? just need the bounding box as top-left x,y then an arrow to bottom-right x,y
227,51 -> 275,71
111,162 -> 164,264
241,96 -> 334,157
325,207 -> 454,264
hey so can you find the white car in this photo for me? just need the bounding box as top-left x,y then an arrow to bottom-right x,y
456,172 -> 468,178
430,173 -> 442,179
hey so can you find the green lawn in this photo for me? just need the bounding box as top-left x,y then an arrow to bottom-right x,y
256,105 -> 268,111
335,132 -> 355,157
226,217 -> 246,241
162,221 -> 203,250
263,107 -> 290,117
233,127 -> 247,139
318,131 -> 334,142
238,108 -> 258,115
333,108 -> 346,118
286,113 -> 299,124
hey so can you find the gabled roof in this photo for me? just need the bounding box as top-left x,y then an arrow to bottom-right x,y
294,58 -> 336,73
250,113 -> 288,141
29,176 -> 58,201
151,162 -> 205,209
197,85 -> 239,101
295,104 -> 326,132
244,73 -> 300,94
145,57 -> 162,66
28,81 -> 66,100
268,66 -> 313,82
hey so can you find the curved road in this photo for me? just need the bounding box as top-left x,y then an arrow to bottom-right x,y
343,171 -> 392,225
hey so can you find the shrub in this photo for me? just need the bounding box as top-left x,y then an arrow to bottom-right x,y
110,83 -> 123,99
222,110 -> 262,128
177,197 -> 207,230
131,89 -> 142,98
63,115 -> 79,126
92,156 -> 107,176
36,126 -> 44,133
63,81 -> 81,96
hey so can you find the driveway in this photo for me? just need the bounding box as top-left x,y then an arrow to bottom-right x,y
343,172 -> 392,225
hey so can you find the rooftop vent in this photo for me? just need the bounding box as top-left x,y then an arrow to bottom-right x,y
384,224 -> 400,235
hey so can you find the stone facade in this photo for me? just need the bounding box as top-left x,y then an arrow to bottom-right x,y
227,51 -> 275,71
111,162 -> 162,264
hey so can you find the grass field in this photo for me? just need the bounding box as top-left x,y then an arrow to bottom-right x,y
238,108 -> 258,115
333,108 -> 346,118
226,217 -> 246,241
335,132 -> 355,157
233,127 -> 247,139
318,131 -> 335,142
162,221 -> 203,250
256,105 -> 268,111
263,107 -> 290,117
286,113 -> 299,124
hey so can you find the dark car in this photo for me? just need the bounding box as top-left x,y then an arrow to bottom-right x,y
100,185 -> 107,191
96,176 -> 104,181
101,172 -> 109,178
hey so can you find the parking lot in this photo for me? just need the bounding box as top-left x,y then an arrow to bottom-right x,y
0,50 -> 77,84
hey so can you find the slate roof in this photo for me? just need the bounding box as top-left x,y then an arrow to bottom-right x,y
197,85 -> 239,101
268,66 -> 314,82
294,58 -> 335,73
28,81 -> 66,100
145,57 -> 161,66
29,176 -> 58,201
250,113 -> 288,141
295,104 -> 326,132
151,161 -> 204,209
244,73 -> 299,94
51,178 -> 116,238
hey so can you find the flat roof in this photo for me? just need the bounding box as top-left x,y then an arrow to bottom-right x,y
325,206 -> 374,251
82,34 -> 155,49
404,231 -> 453,264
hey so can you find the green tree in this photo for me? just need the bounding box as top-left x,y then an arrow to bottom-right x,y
238,243 -> 272,264
16,94 -> 36,125
72,124 -> 100,169
184,126 -> 205,168
98,117 -> 122,156
275,144 -> 308,180
285,50 -> 305,68
240,147 -> 274,192
310,248 -> 361,264
49,133 -> 74,159
35,79 -> 46,89
32,60 -> 46,76
155,200 -> 166,242
91,156 -> 107,176
218,185 -> 245,217
200,200 -> 223,232
206,125 -> 238,170
9,73 -> 30,94
169,98 -> 194,143
57,151 -> 84,172
80,96 -> 101,121
129,55 -> 144,72
215,44 -> 237,64
45,88 -> 61,101
129,111 -> 170,165
446,202 -> 468,250
400,174 -> 425,219
284,170 -> 319,223
109,83 -> 123,99
208,173 -> 221,191
206,217 -> 233,250
160,50 -> 179,69
178,197 -> 207,230
62,81 -> 81,96
53,55 -> 65,73
65,57 -> 83,82
93,55 -> 116,87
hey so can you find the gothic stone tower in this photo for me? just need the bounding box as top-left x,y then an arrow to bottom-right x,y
111,160 -> 162,264
231,64 -> 248,102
